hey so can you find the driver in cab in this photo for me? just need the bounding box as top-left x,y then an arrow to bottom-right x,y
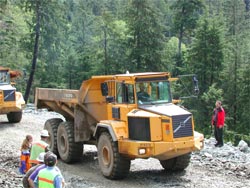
137,83 -> 150,102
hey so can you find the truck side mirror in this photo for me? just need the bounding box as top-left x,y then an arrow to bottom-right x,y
101,83 -> 108,96
193,76 -> 199,95
106,96 -> 114,103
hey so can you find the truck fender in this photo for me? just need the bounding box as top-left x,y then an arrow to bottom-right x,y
93,123 -> 117,141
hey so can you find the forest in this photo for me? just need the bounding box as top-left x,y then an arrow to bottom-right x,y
0,0 -> 250,143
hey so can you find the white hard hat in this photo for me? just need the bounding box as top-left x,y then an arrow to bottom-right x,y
36,152 -> 46,163
40,130 -> 49,137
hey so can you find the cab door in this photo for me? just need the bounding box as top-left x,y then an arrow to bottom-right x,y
112,82 -> 136,121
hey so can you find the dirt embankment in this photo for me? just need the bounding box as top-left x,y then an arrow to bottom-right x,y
0,108 -> 250,188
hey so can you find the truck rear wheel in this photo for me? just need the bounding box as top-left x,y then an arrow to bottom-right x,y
160,153 -> 191,171
57,121 -> 83,163
7,111 -> 22,123
44,118 -> 63,155
97,132 -> 131,179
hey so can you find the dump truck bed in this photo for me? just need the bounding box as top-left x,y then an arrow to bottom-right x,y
35,88 -> 79,119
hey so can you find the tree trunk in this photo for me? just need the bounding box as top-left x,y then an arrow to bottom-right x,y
104,26 -> 108,75
24,0 -> 41,103
233,2 -> 237,126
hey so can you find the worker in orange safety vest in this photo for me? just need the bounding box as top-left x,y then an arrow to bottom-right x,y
29,130 -> 50,166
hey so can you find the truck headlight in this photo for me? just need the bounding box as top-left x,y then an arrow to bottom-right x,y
138,148 -> 146,155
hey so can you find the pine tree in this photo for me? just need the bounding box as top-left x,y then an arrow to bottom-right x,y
186,15 -> 224,132
125,0 -> 165,72
171,0 -> 204,75
222,0 -> 247,129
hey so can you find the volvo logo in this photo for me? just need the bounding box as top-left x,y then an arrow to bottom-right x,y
174,116 -> 191,133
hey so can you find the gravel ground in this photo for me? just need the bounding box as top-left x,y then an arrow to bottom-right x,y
0,107 -> 250,188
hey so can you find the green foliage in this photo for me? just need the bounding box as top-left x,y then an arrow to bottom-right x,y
221,0 -> 250,135
202,84 -> 224,106
171,0 -> 204,36
183,14 -> 225,137
90,11 -> 129,75
170,0 -> 204,75
0,2 -> 31,69
162,37 -> 186,73
234,64 -> 250,134
125,0 -> 165,72
194,84 -> 224,133
224,130 -> 250,146
187,15 -> 224,93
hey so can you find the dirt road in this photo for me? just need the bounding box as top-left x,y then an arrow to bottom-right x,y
0,109 -> 250,188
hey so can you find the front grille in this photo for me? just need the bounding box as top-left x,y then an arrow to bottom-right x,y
128,117 -> 150,141
172,115 -> 193,138
3,89 -> 15,101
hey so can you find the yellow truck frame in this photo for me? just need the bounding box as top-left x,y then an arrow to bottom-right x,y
0,67 -> 25,123
35,72 -> 204,179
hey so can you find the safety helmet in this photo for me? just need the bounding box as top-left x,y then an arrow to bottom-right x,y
40,130 -> 49,137
36,152 -> 46,163
45,152 -> 57,167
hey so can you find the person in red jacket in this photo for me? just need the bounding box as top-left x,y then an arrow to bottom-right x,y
212,100 -> 225,147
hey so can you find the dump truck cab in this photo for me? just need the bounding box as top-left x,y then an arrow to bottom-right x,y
94,72 -> 203,159
0,67 -> 25,123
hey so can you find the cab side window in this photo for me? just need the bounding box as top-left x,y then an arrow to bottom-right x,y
116,83 -> 123,103
116,83 -> 135,104
127,84 -> 135,104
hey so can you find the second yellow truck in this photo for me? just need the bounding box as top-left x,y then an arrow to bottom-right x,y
0,66 -> 25,123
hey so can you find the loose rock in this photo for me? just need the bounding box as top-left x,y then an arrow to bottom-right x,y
0,106 -> 250,187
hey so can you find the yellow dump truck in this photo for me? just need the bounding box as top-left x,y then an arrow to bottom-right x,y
35,72 -> 204,179
0,67 -> 25,123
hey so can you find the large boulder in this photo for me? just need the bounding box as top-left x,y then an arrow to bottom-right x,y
238,140 -> 249,153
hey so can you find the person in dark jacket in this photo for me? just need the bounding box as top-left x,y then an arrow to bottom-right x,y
137,83 -> 150,102
212,100 -> 226,147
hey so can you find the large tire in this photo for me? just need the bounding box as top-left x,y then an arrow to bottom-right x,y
44,118 -> 63,155
7,111 -> 22,123
97,132 -> 131,179
160,153 -> 191,171
57,121 -> 83,163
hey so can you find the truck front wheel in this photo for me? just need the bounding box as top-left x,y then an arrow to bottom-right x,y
44,118 -> 63,155
57,121 -> 83,163
7,111 -> 22,123
97,132 -> 131,179
160,153 -> 191,171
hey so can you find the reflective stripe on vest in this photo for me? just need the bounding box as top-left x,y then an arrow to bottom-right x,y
38,168 -> 59,188
29,140 -> 48,164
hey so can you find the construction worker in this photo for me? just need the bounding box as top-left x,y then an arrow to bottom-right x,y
19,135 -> 33,174
22,152 -> 46,188
29,130 -> 50,166
28,151 -> 65,188
211,100 -> 226,147
35,152 -> 64,188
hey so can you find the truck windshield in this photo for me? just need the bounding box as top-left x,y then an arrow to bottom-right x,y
136,81 -> 172,105
0,71 -> 10,85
